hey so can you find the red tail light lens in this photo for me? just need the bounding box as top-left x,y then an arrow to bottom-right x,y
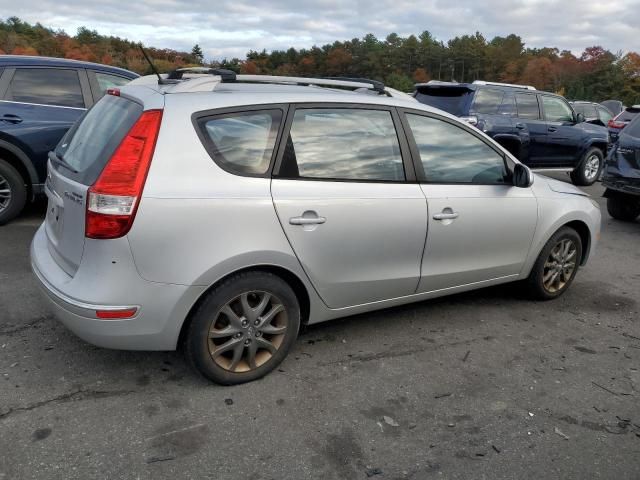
86,110 -> 163,239
96,307 -> 138,319
608,119 -> 625,129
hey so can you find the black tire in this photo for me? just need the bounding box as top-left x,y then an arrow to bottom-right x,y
526,227 -> 582,301
570,147 -> 603,186
0,158 -> 28,225
607,195 -> 640,222
185,271 -> 300,385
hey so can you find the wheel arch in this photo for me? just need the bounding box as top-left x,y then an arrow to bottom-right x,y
0,139 -> 38,199
564,220 -> 591,266
176,264 -> 312,350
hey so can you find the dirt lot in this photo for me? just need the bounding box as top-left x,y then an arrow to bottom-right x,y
1,175 -> 639,480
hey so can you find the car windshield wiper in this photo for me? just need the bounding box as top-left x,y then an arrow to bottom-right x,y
48,150 -> 78,174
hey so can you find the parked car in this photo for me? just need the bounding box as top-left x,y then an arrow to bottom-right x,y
607,105 -> 640,144
601,100 -> 625,116
413,80 -> 609,186
0,55 -> 138,224
570,101 -> 614,127
31,71 -> 601,385
602,114 -> 640,221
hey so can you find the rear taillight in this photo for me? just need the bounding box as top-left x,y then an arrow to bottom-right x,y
86,109 -> 163,239
608,119 -> 625,129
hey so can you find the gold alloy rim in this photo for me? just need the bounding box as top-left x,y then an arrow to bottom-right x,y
208,291 -> 287,373
543,239 -> 577,293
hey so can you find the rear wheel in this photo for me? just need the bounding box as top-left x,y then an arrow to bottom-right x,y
0,158 -> 27,225
570,148 -> 603,186
185,271 -> 300,385
607,195 -> 640,222
526,227 -> 582,300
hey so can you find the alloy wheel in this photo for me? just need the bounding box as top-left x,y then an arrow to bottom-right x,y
208,291 -> 288,372
542,239 -> 577,293
583,154 -> 600,181
0,173 -> 11,213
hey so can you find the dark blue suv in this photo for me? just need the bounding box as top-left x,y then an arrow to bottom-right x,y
0,55 -> 138,224
414,80 -> 609,186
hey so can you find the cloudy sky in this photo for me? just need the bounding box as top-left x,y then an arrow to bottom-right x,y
2,0 -> 639,59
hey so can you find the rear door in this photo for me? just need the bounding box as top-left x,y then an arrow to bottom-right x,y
45,94 -> 142,275
514,92 -> 547,166
540,95 -> 583,166
0,67 -> 90,181
400,109 -> 538,292
271,105 -> 428,309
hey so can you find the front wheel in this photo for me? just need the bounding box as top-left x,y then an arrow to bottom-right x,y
607,195 -> 640,222
0,158 -> 28,225
570,148 -> 603,186
526,227 -> 582,300
185,271 -> 300,385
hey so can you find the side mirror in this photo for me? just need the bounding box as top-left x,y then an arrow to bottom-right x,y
513,163 -> 534,188
576,112 -> 585,123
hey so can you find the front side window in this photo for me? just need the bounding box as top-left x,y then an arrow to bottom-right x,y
406,114 -> 508,184
597,107 -> 613,124
515,93 -> 540,120
199,110 -> 282,175
280,108 -> 404,181
542,96 -> 574,123
472,89 -> 504,114
94,72 -> 131,96
6,68 -> 84,108
582,104 -> 597,119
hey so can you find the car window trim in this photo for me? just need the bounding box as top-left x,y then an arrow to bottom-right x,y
397,107 -> 514,186
272,102 -> 416,184
2,66 -> 88,109
469,87 -> 504,115
191,103 -> 290,178
86,70 -> 133,102
514,92 -> 541,120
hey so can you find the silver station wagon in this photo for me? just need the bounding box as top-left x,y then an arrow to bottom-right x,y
31,70 -> 601,384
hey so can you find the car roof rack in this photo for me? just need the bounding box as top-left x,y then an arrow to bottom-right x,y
156,68 -> 388,95
472,80 -> 536,91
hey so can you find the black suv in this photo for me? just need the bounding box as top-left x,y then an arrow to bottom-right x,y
414,80 -> 609,186
0,55 -> 138,224
602,114 -> 640,222
570,101 -> 614,127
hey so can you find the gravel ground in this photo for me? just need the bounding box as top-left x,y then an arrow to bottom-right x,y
1,175 -> 639,480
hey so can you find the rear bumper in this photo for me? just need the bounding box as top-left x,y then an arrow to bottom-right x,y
30,224 -> 205,350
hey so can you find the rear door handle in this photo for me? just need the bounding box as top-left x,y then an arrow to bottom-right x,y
433,212 -> 459,220
290,215 -> 326,226
0,114 -> 22,124
548,126 -> 557,132
515,123 -> 525,130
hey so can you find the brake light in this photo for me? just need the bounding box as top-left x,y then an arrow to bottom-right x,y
96,308 -> 138,319
106,88 -> 120,96
86,110 -> 163,239
608,119 -> 625,129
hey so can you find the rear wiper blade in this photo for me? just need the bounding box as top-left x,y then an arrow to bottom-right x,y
48,151 -> 78,174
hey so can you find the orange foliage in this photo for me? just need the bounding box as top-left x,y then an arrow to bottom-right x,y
240,60 -> 260,74
11,46 -> 39,55
413,67 -> 430,83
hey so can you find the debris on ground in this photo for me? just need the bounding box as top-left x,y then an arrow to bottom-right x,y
383,416 -> 399,427
224,398 -> 233,406
365,467 -> 383,477
554,427 -> 570,440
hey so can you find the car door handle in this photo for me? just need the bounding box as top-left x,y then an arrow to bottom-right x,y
0,114 -> 22,124
515,123 -> 525,130
289,215 -> 326,225
433,212 -> 459,220
548,126 -> 557,132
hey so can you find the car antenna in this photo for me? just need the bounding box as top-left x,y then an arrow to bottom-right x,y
139,44 -> 163,84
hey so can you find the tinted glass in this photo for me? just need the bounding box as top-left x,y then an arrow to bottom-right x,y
472,89 -> 504,114
414,87 -> 473,116
498,95 -> 516,115
542,96 -> 574,123
515,94 -> 540,119
54,95 -> 142,184
94,72 -> 131,96
582,105 -> 597,118
625,116 -> 640,138
6,68 -> 84,108
282,108 -> 404,181
618,109 -> 640,122
201,110 -> 282,175
597,107 -> 613,124
406,114 -> 508,184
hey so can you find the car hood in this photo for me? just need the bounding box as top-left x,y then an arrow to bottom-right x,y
542,176 -> 590,197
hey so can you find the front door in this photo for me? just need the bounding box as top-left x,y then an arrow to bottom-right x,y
401,110 -> 538,292
540,95 -> 583,166
514,92 -> 548,166
271,106 -> 428,309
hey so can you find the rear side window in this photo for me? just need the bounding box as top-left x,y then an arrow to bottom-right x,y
279,108 -> 404,181
405,113 -> 508,184
414,87 -> 473,116
94,72 -> 131,96
198,110 -> 282,175
498,95 -> 516,115
54,95 -> 142,184
625,117 -> 640,138
471,89 -> 504,114
515,94 -> 540,120
618,109 -> 640,122
6,68 -> 85,108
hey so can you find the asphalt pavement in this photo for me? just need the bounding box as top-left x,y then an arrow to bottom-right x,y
1,175 -> 639,480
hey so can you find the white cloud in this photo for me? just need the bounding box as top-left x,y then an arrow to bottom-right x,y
2,0 -> 638,59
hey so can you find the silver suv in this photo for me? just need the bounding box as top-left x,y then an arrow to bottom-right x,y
31,70 -> 601,384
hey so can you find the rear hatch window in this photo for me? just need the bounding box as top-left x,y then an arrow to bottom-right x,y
53,94 -> 143,185
414,85 -> 474,116
617,108 -> 640,123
